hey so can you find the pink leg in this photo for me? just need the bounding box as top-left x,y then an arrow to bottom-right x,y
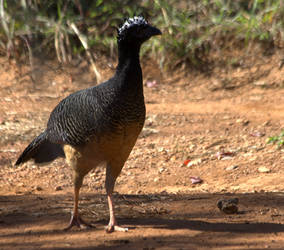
105,164 -> 128,233
64,173 -> 93,230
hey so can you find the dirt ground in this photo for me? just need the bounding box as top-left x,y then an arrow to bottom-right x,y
0,49 -> 284,249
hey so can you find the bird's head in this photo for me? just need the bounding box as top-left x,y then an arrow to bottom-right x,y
117,16 -> 161,45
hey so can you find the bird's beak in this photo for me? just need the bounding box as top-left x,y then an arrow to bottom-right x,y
147,26 -> 162,37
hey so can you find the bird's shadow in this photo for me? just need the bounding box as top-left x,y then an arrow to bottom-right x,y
1,192 -> 284,238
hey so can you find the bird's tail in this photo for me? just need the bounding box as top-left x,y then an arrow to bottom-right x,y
15,131 -> 65,165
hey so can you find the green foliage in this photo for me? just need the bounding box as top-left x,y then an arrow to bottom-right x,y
152,0 -> 284,68
0,0 -> 283,69
267,131 -> 284,149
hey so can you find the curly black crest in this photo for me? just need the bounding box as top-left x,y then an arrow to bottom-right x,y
117,16 -> 148,41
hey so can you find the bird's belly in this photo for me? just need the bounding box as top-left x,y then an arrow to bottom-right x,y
98,121 -> 144,164
63,122 -> 143,174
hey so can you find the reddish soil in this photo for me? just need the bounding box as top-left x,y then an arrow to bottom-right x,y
0,50 -> 284,249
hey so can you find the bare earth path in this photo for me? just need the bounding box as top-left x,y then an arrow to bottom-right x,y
0,56 -> 284,249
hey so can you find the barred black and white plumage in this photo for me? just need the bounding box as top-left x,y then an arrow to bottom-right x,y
46,80 -> 146,147
15,16 -> 161,232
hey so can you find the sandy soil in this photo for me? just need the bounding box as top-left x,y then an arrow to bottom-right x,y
0,51 -> 284,249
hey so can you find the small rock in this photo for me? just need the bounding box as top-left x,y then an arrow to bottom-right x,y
55,186 -> 63,191
217,198 -> 239,214
236,119 -> 249,126
249,156 -> 258,162
249,95 -> 262,101
243,120 -> 250,126
157,147 -> 164,152
258,167 -> 271,173
263,121 -> 270,126
154,177 -> 160,182
243,152 -> 253,157
170,155 -> 176,162
231,186 -> 240,191
141,127 -> 158,137
221,156 -> 234,160
253,81 -> 267,86
187,158 -> 202,167
190,176 -> 203,184
4,97 -> 12,102
159,167 -> 166,173
216,151 -> 235,160
35,186 -> 43,191
250,131 -> 265,137
226,165 -> 238,171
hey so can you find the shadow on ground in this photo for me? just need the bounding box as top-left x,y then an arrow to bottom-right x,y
1,192 -> 284,249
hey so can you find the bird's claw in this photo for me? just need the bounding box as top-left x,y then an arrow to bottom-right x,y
64,214 -> 94,231
105,225 -> 128,233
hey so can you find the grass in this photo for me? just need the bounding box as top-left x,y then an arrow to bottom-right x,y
0,0 -> 283,72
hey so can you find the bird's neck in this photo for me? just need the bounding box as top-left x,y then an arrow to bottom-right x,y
117,42 -> 141,68
115,43 -> 143,90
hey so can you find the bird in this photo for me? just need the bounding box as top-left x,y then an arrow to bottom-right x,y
15,16 -> 161,233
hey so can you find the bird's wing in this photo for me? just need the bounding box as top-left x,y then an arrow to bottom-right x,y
46,88 -> 106,146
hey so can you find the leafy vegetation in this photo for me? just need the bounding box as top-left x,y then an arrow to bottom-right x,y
0,0 -> 283,72
267,131 -> 284,149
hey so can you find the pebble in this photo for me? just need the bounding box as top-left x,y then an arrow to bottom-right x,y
262,121 -> 270,126
236,119 -> 249,126
258,167 -> 271,173
190,176 -> 203,184
226,165 -> 238,171
253,80 -> 267,86
35,186 -> 43,191
154,177 -> 160,182
55,186 -> 63,191
217,198 -> 239,214
170,155 -> 176,162
157,147 -> 164,152
159,167 -> 166,173
221,156 -> 234,160
17,182 -> 25,187
187,158 -> 202,167
249,156 -> 258,162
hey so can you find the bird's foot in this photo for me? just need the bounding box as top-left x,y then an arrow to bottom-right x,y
105,224 -> 128,233
64,213 -> 94,231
